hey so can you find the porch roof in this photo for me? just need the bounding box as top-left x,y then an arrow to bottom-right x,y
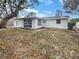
15,17 -> 43,20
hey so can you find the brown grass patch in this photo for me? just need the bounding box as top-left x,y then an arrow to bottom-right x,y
0,28 -> 79,59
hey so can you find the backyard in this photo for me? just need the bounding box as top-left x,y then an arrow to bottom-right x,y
0,28 -> 79,59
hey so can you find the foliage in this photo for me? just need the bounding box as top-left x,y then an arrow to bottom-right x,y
68,22 -> 75,30
63,0 -> 79,13
0,0 -> 39,28
72,18 -> 79,22
0,0 -> 39,18
68,18 -> 79,30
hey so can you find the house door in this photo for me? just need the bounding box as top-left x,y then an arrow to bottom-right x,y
24,19 -> 32,27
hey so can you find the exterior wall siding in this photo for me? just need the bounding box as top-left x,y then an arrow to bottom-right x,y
14,20 -> 24,28
13,18 -> 68,29
43,20 -> 68,29
32,19 -> 43,29
76,22 -> 79,28
32,19 -> 37,29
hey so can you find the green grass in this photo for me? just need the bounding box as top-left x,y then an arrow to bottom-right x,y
0,28 -> 79,59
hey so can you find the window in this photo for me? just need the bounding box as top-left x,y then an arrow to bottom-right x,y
24,19 -> 32,27
16,20 -> 19,26
28,19 -> 32,24
38,19 -> 41,25
43,20 -> 46,23
56,19 -> 61,24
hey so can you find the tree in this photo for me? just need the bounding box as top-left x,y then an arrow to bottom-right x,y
68,18 -> 79,30
56,10 -> 63,17
27,12 -> 36,17
0,0 -> 39,28
63,0 -> 79,13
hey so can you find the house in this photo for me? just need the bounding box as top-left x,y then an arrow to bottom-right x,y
76,22 -> 79,29
9,16 -> 69,29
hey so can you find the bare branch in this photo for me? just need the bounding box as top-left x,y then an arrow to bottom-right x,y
63,0 -> 79,13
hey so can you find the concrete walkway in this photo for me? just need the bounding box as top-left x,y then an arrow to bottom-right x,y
0,29 -> 6,31
32,28 -> 45,33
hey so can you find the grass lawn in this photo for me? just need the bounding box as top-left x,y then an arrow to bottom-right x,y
0,28 -> 79,59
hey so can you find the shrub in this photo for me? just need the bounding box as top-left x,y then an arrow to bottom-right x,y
68,22 -> 75,30
68,19 -> 79,30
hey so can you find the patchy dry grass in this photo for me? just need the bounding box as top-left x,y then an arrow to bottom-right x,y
0,28 -> 79,59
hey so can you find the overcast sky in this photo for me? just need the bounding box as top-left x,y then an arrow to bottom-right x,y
19,0 -> 79,18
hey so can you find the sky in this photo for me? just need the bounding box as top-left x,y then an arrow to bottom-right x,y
19,0 -> 79,18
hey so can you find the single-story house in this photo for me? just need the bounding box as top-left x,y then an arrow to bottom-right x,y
6,16 -> 69,29
76,22 -> 79,29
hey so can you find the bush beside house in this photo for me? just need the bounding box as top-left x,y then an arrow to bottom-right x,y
68,18 -> 79,30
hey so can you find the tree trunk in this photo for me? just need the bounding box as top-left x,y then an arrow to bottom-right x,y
0,12 -> 17,28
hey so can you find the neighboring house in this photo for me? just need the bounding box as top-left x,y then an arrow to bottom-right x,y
76,22 -> 79,29
10,16 -> 69,29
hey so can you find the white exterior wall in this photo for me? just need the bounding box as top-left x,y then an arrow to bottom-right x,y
14,20 -> 24,28
43,20 -> 68,29
32,19 -> 37,29
76,22 -> 79,28
13,18 -> 68,29
32,19 -> 43,29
